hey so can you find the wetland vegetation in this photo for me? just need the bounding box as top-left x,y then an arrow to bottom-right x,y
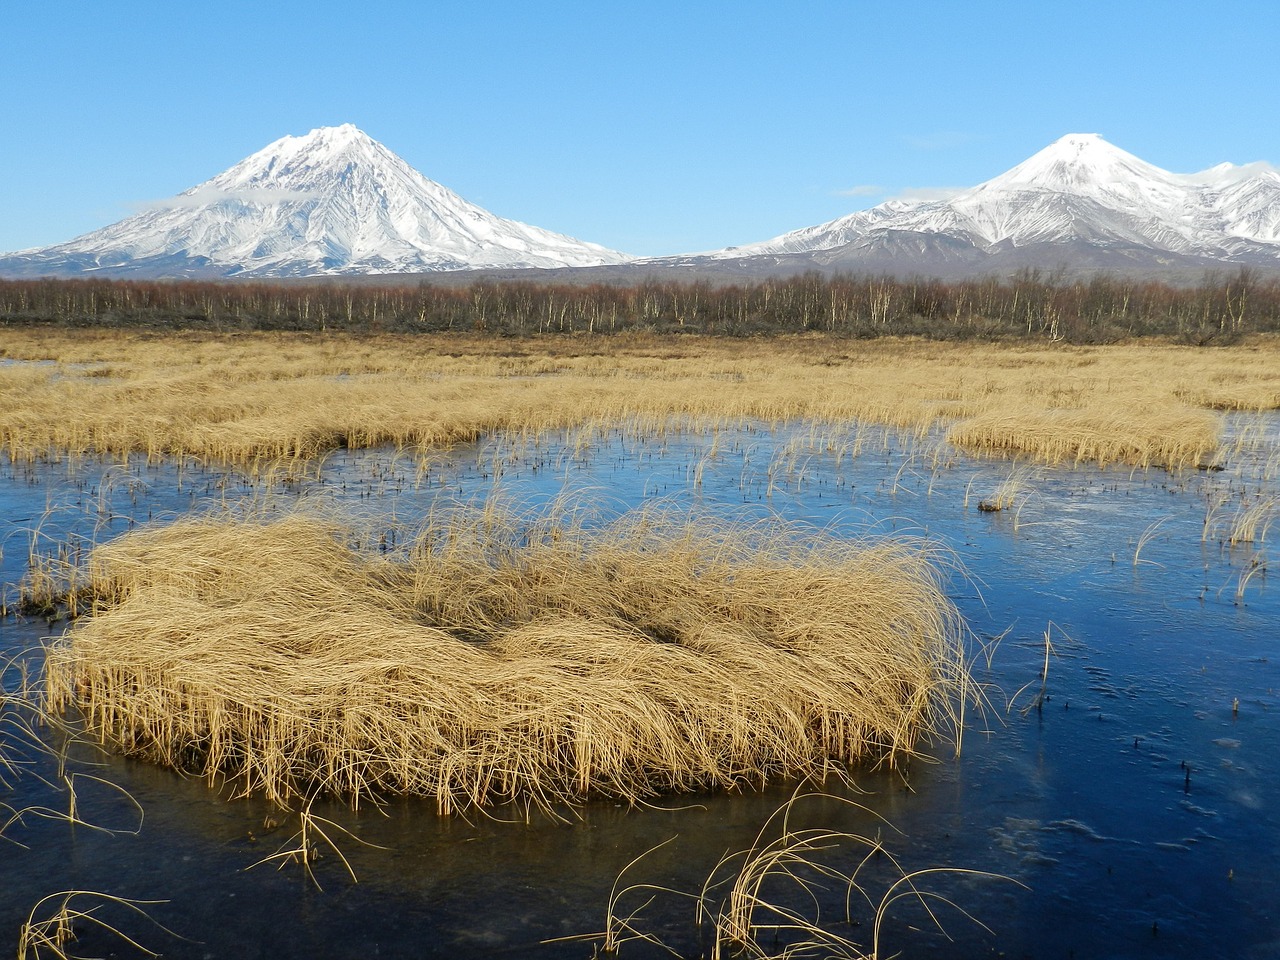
42,505 -> 967,812
2,316 -> 1278,958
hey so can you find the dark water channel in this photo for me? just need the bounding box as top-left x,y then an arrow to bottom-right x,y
2,417 -> 1277,959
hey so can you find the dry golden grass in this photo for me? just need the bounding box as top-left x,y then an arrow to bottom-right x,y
2,329 -> 1278,469
947,406 -> 1220,469
41,502 -> 968,811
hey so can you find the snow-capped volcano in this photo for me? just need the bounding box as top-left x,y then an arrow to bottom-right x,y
689,133 -> 1280,276
0,124 -> 632,278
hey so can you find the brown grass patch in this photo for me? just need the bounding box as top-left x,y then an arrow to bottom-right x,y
41,503 -> 968,812
2,330 -> 1278,469
947,406 -> 1220,469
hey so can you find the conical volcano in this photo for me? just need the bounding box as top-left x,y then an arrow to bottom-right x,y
0,124 -> 632,278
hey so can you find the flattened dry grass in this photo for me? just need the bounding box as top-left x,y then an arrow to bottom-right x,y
41,504 -> 967,812
2,329 -> 1278,469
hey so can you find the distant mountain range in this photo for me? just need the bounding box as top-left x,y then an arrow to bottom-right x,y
2,128 -> 1279,281
651,133 -> 1280,279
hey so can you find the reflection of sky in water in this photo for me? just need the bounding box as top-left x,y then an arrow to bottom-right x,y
1,413 -> 1277,959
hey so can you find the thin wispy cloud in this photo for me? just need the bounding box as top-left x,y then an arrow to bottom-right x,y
833,184 -> 964,208
885,186 -> 966,203
834,184 -> 886,198
137,186 -> 320,212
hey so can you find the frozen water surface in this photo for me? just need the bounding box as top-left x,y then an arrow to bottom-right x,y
1,416 -> 1277,959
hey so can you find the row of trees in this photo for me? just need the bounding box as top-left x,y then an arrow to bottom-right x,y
1,269 -> 1277,342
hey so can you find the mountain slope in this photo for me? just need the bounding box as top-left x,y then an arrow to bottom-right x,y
0,125 -> 631,278
682,134 -> 1280,277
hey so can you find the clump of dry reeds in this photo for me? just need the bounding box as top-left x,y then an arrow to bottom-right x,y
974,466 -> 1038,515
42,502 -> 968,812
1202,490 -> 1280,547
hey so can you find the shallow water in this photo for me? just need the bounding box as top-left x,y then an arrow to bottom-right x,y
2,417 -> 1278,959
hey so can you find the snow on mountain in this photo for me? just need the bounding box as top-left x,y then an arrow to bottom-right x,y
696,134 -> 1280,273
0,124 -> 632,278
7,130 -> 1279,283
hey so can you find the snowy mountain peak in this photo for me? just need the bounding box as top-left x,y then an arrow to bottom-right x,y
275,123 -> 366,149
0,125 -> 632,279
234,124 -> 386,174
307,122 -> 363,141
1034,132 -> 1113,162
199,124 -> 419,203
690,133 -> 1280,275
979,132 -> 1175,198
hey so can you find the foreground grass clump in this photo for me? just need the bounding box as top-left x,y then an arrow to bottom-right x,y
42,505 -> 967,812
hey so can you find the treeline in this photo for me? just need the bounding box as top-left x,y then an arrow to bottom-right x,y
1,269 -> 1278,342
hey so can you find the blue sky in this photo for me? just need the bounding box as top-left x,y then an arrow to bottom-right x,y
4,0 -> 1279,257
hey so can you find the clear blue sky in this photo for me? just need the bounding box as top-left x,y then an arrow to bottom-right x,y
4,0 -> 1279,258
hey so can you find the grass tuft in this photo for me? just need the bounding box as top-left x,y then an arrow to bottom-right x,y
42,502 -> 970,812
